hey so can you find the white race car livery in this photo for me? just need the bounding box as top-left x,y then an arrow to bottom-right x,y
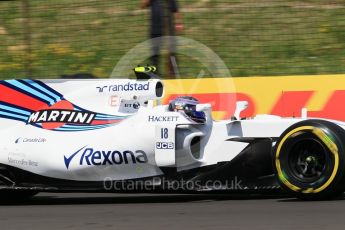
1,72 -> 345,201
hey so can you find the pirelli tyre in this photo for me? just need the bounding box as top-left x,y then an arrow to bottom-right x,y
274,119 -> 345,200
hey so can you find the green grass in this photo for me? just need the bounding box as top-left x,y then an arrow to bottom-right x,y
0,0 -> 345,79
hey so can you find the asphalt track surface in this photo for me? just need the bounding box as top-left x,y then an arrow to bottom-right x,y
1,193 -> 345,230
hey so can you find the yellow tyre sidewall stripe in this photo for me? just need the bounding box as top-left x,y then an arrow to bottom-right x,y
275,126 -> 340,194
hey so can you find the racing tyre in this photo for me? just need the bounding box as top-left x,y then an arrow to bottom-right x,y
274,119 -> 345,200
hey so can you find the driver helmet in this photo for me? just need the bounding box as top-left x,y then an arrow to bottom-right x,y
168,96 -> 206,123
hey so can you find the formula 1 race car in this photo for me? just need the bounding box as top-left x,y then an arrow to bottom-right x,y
1,67 -> 345,201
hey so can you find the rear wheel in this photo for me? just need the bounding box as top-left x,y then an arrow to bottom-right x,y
274,119 -> 345,200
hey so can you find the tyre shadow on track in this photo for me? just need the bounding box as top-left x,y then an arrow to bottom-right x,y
277,194 -> 345,202
0,193 -> 288,206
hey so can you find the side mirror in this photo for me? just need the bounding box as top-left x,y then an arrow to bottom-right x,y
234,101 -> 248,120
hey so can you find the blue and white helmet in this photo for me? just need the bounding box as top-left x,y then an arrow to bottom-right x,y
168,96 -> 206,123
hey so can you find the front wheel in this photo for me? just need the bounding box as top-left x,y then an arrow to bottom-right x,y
274,119 -> 345,200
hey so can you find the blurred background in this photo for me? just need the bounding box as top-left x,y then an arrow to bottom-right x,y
0,0 -> 344,79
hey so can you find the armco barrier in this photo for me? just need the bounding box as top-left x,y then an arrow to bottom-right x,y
163,74 -> 345,121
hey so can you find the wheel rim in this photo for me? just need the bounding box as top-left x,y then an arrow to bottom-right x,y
288,138 -> 329,183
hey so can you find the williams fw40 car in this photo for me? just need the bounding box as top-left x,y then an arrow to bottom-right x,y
1,68 -> 345,201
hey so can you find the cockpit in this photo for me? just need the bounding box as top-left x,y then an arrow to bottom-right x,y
168,96 -> 206,123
